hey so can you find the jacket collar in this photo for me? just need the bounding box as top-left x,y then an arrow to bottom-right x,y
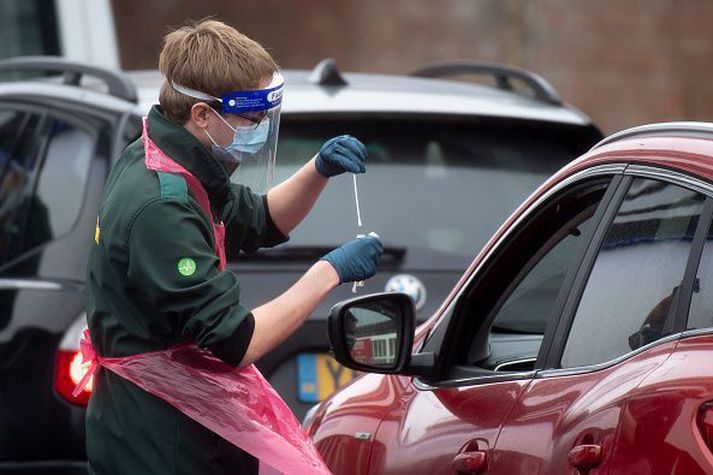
147,105 -> 231,208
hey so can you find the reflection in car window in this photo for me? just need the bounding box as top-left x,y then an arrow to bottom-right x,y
0,109 -> 42,266
562,178 -> 705,368
273,119 -> 595,270
0,113 -> 94,267
688,223 -> 713,330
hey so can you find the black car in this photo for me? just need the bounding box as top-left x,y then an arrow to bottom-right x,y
0,56 -> 601,473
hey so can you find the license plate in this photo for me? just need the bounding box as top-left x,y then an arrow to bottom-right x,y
297,353 -> 359,403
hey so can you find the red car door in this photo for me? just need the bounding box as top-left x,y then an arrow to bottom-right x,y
491,341 -> 677,474
492,174 -> 709,474
608,176 -> 713,474
368,173 -> 621,474
369,376 -> 531,474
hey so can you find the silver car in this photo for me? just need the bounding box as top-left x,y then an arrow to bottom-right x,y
0,56 -> 601,473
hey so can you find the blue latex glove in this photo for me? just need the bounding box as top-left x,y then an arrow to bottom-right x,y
322,235 -> 384,284
315,135 -> 367,177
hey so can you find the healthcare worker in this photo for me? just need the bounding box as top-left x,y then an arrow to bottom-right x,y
82,19 -> 382,475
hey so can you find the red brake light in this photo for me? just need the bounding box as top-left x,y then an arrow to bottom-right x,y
55,349 -> 93,406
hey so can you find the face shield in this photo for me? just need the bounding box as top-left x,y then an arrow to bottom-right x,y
172,71 -> 284,193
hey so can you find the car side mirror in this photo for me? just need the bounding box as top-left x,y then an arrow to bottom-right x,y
328,292 -> 415,374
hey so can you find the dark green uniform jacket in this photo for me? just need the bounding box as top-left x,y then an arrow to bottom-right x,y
86,106 -> 287,475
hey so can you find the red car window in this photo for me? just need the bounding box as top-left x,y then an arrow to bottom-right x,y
562,177 -> 706,368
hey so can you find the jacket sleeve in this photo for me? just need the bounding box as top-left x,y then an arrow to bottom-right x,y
222,184 -> 289,259
127,198 -> 254,367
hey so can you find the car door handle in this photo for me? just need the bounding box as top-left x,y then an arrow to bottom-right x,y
568,444 -> 602,469
452,450 -> 487,473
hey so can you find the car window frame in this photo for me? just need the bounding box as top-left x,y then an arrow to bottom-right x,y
0,99 -> 102,273
540,165 -> 713,377
415,164 -> 627,388
684,203 -> 713,334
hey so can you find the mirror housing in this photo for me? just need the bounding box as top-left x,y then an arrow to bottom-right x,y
328,292 -> 415,374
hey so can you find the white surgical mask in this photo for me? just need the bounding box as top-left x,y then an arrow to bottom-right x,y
205,110 -> 270,172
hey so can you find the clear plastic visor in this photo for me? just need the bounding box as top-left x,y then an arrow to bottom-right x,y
229,105 -> 281,193
171,72 -> 284,192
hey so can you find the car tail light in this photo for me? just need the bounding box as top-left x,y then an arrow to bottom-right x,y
55,314 -> 92,406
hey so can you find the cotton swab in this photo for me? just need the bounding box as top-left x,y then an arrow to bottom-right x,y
353,174 -> 362,227
352,173 -> 365,293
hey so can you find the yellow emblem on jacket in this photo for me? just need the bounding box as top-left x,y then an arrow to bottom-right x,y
95,217 -> 101,244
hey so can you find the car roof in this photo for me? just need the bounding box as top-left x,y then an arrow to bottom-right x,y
127,68 -> 594,126
552,122 -> 713,186
0,56 -> 597,128
0,81 -> 137,115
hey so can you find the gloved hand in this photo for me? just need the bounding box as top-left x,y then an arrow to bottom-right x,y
322,235 -> 383,284
315,135 -> 367,177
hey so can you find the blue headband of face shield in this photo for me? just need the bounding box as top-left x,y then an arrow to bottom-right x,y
171,72 -> 284,172
171,72 -> 284,114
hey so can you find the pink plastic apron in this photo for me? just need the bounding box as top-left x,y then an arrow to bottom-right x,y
74,118 -> 330,475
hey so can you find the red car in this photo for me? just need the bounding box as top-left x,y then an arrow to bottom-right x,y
306,122 -> 713,474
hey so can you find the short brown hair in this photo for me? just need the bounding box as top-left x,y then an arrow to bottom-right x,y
158,19 -> 277,124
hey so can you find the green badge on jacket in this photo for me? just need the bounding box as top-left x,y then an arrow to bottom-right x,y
177,258 -> 197,276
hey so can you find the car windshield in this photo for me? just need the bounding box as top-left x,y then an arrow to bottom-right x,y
260,116 -> 598,271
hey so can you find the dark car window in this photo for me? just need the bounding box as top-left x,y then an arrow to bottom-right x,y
270,118 -> 599,270
488,209 -> 598,335
561,178 -> 705,368
0,108 -> 43,265
461,179 -> 610,372
0,110 -> 94,267
0,0 -> 60,63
